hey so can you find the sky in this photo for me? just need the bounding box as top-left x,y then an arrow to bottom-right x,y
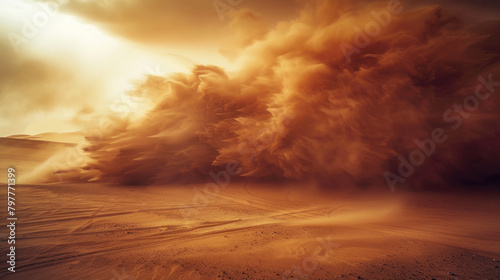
0,0 -> 299,136
1,0 -> 499,137
1,0 -> 500,188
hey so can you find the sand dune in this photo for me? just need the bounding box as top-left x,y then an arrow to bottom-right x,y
0,137 -> 80,184
7,132 -> 84,144
1,183 -> 498,280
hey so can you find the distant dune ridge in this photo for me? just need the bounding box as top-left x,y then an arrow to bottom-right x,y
11,1 -> 500,189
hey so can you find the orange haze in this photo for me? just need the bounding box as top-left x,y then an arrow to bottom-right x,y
52,0 -> 500,189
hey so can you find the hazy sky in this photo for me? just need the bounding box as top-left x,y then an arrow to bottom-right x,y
2,0 -> 500,188
0,0 -> 299,136
1,0 -> 499,137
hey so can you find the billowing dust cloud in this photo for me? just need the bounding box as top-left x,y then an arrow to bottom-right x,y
78,0 -> 500,188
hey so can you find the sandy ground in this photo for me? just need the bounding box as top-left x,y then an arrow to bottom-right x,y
1,137 -> 499,279
0,182 -> 499,280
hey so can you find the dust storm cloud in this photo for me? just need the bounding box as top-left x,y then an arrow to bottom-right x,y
69,0 -> 500,189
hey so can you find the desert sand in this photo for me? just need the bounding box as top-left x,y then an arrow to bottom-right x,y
2,0 -> 500,279
0,181 -> 499,280
1,137 -> 500,279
